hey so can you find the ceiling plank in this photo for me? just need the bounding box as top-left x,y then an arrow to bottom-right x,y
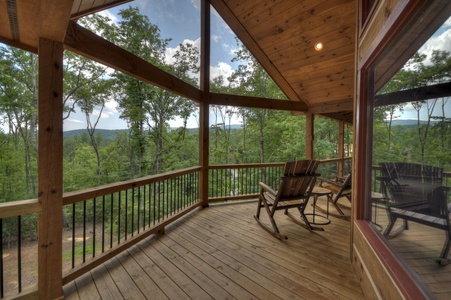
15,0 -> 39,47
210,93 -> 308,112
308,98 -> 354,114
64,21 -> 201,102
210,0 -> 307,104
241,0 -> 328,33
253,0 -> 354,45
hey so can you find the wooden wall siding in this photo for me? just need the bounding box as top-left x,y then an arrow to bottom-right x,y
218,0 -> 357,115
358,0 -> 400,63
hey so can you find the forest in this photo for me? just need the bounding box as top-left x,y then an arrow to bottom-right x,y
0,7 -> 450,242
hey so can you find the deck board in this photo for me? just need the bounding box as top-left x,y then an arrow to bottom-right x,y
64,200 -> 364,299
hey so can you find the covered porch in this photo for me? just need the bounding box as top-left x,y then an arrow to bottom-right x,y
1,0 -> 451,299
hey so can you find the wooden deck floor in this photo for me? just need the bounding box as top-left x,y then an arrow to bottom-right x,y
63,200 -> 364,300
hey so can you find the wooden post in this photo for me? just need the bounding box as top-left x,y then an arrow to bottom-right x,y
305,113 -> 314,159
38,38 -> 64,299
199,0 -> 210,207
338,120 -> 345,176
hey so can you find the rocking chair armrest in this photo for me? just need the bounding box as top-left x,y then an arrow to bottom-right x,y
259,182 -> 277,196
318,177 -> 342,187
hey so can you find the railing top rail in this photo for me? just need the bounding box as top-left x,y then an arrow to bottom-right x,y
63,166 -> 201,206
209,162 -> 285,169
0,199 -> 41,219
318,157 -> 352,164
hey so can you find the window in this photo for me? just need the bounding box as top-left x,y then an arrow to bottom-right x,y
366,8 -> 451,296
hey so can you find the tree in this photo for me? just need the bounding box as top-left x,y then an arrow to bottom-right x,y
227,40 -> 286,166
0,46 -> 38,197
115,7 -> 198,175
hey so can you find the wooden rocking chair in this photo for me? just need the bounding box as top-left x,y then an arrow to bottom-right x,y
317,173 -> 352,219
254,160 -> 320,240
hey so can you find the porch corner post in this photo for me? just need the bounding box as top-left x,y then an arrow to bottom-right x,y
37,38 -> 64,299
199,0 -> 211,207
305,113 -> 314,159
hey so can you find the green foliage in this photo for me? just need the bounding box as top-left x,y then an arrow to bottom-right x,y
373,50 -> 451,170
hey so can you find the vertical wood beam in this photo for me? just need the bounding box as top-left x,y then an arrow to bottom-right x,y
338,120 -> 345,176
305,113 -> 314,159
38,37 -> 64,299
199,0 -> 210,206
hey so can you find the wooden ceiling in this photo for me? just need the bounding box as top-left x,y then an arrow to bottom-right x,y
0,0 -> 357,123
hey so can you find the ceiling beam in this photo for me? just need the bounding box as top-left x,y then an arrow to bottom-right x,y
64,21 -> 201,102
210,0 -> 308,106
375,82 -> 451,107
210,93 -> 308,112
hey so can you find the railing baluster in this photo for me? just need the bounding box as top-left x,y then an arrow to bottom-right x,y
147,184 -> 151,228
125,190 -> 128,241
143,185 -> 146,230
102,195 -> 105,253
0,219 -> 3,298
93,198 -> 96,258
110,194 -> 113,248
83,200 -> 86,263
131,188 -> 135,237
117,193 -> 121,244
137,187 -> 141,234
72,203 -> 75,268
153,182 -> 156,225
17,216 -> 21,293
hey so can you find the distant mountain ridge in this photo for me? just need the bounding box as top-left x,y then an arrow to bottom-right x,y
64,124 -> 243,139
390,119 -> 440,126
64,121 -> 441,138
63,129 -> 128,139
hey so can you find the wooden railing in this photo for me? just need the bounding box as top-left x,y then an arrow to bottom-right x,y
61,166 -> 201,285
0,158 -> 353,298
207,158 -> 352,203
208,163 -> 285,202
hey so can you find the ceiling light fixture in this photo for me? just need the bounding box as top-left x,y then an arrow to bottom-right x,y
314,42 -> 323,51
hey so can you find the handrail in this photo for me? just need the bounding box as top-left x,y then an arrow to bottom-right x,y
0,199 -> 41,219
209,162 -> 285,169
318,157 -> 352,164
63,166 -> 202,205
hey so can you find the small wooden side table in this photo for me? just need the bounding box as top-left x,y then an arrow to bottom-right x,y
307,186 -> 333,225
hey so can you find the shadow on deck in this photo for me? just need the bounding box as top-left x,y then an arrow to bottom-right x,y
63,200 -> 363,299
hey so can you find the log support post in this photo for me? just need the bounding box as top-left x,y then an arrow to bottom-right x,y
38,37 -> 64,299
199,0 -> 210,207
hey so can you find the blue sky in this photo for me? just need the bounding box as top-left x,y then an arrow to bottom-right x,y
64,0 -> 243,131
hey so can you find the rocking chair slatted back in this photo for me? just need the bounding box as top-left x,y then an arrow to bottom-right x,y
254,160 -> 321,239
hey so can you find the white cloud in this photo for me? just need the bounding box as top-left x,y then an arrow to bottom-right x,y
210,62 -> 233,84
164,38 -> 200,65
418,17 -> 451,65
97,10 -> 118,25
